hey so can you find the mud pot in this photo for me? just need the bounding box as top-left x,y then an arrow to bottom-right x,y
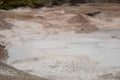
6,30 -> 120,80
0,3 -> 120,80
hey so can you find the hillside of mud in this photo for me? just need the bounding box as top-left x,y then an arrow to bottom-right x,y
0,3 -> 120,33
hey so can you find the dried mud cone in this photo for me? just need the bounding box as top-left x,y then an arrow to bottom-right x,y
0,45 -> 9,61
67,14 -> 89,24
66,14 -> 98,33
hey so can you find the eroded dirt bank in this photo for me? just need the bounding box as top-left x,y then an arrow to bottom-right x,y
0,44 -> 8,61
0,62 -> 48,80
0,3 -> 120,80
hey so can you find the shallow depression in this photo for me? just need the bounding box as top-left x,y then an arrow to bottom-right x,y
7,30 -> 120,67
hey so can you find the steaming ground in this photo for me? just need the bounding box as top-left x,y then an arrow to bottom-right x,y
0,3 -> 120,80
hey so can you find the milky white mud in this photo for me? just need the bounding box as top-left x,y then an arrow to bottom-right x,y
7,30 -> 120,66
4,30 -> 120,80
2,20 -> 119,80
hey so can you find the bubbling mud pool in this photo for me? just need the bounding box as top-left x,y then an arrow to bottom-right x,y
7,30 -> 120,67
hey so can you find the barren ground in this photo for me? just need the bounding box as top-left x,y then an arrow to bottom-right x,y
0,3 -> 120,80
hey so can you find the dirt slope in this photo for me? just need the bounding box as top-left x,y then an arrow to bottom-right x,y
0,45 -> 8,61
0,19 -> 11,30
0,62 -> 48,80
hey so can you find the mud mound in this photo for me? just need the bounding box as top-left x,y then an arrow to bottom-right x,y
0,19 -> 11,30
67,14 -> 89,24
0,62 -> 48,80
66,14 -> 98,33
0,45 -> 8,61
